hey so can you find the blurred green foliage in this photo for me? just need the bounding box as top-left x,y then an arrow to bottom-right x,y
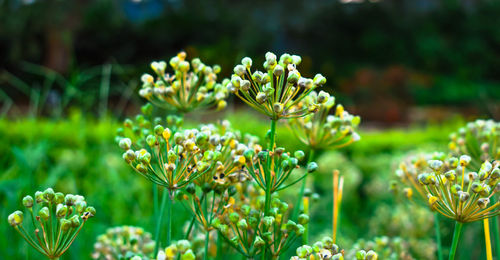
1,110 -> 487,259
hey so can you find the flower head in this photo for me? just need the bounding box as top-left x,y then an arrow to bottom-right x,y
449,119 -> 499,169
139,51 -> 228,113
8,188 -> 95,259
92,226 -> 156,260
418,158 -> 500,222
288,91 -> 360,150
226,52 -> 328,120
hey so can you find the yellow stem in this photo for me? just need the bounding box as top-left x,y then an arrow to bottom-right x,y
484,218 -> 493,260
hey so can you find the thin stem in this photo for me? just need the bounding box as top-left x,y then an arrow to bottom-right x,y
434,212 -> 443,260
204,230 -> 210,260
204,192 -> 209,260
268,119 -> 277,151
166,194 -> 173,246
484,218 -> 493,260
292,149 -> 315,220
154,189 -> 169,255
490,198 -> 500,260
449,222 -> 463,260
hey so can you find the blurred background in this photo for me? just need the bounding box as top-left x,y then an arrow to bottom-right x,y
0,0 -> 499,259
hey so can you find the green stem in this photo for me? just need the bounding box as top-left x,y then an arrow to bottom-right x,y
268,119 -> 277,151
434,212 -> 443,260
449,222 -> 463,260
491,198 -> 500,260
154,189 -> 169,255
166,194 -> 172,246
204,230 -> 210,260
292,149 -> 315,220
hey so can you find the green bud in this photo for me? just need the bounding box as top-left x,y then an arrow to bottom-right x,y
75,200 -> 87,214
60,219 -> 71,232
119,138 -> 132,150
35,191 -> 44,203
54,192 -> 64,204
273,102 -> 283,114
43,188 -> 55,202
70,215 -> 80,228
39,207 -> 50,220
229,212 -> 240,224
294,150 -> 305,161
8,211 -> 23,226
146,135 -> 157,147
177,239 -> 191,253
356,250 -> 367,260
254,236 -> 265,247
286,220 -> 297,232
273,65 -> 284,76
298,214 -> 309,225
22,195 -> 34,208
307,162 -> 318,173
237,219 -> 248,229
154,125 -> 164,136
56,204 -> 68,218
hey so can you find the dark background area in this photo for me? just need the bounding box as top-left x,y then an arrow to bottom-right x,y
1,0 -> 499,123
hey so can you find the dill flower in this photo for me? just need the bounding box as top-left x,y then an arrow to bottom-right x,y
291,236 -> 378,260
92,226 -> 156,260
139,51 -> 228,113
449,119 -> 499,169
213,196 -> 307,259
157,240 -> 196,260
243,147 -> 318,195
8,188 -> 95,259
119,127 -> 219,194
394,152 -> 450,202
418,157 -> 500,222
287,91 -> 361,150
226,52 -> 328,120
348,236 -> 411,260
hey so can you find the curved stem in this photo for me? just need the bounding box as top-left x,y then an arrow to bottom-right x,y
449,222 -> 463,260
434,212 -> 443,260
154,189 -> 169,255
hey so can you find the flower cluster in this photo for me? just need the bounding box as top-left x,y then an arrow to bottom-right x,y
288,91 -> 361,150
226,53 -> 327,120
92,226 -> 156,260
213,195 -> 308,258
243,147 -> 318,195
8,188 -> 95,259
139,51 -> 228,113
292,236 -> 378,260
394,152 -> 449,202
449,119 -> 499,169
119,126 -> 218,193
418,157 -> 500,222
348,236 -> 411,260
157,240 -> 196,260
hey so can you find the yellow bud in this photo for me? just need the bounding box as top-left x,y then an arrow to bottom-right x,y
428,196 -> 438,208
177,51 -> 187,61
449,142 -> 457,150
335,104 -> 344,117
237,156 -> 246,165
163,128 -> 172,140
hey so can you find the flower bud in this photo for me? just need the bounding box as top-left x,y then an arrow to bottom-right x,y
298,214 -> 309,225
307,162 -> 318,173
229,212 -> 240,224
273,102 -> 283,114
146,135 -> 157,147
119,138 -> 132,150
460,155 -> 471,167
237,219 -> 248,229
317,91 -> 330,104
56,204 -> 68,218
273,65 -> 284,76
43,188 -> 55,202
22,196 -> 34,208
60,219 -> 71,232
313,74 -> 326,85
70,215 -> 80,228
35,191 -> 44,203
242,57 -> 252,68
234,65 -> 246,76
8,211 -> 23,226
39,207 -> 50,220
